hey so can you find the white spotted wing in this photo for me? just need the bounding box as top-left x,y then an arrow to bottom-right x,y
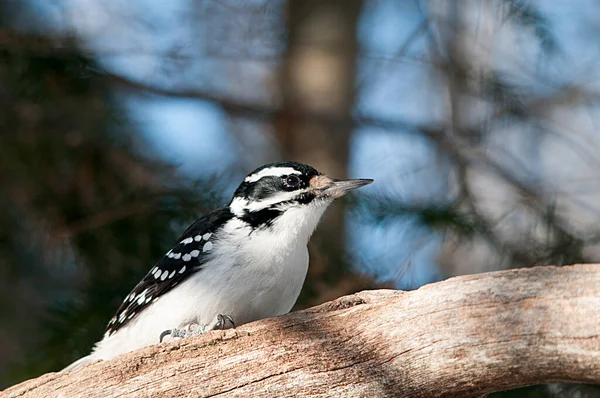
105,208 -> 232,335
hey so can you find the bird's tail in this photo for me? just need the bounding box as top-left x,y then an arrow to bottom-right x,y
62,354 -> 99,372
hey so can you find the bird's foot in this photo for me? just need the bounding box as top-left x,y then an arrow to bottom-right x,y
160,314 -> 235,342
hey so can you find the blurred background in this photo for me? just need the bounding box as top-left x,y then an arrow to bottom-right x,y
1,0 -> 600,396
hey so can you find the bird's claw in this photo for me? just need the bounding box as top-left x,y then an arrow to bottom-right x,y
159,314 -> 235,342
215,314 -> 235,330
159,329 -> 172,343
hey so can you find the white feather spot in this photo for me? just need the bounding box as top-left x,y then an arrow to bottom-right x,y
190,250 -> 200,257
203,241 -> 213,252
167,252 -> 175,258
145,296 -> 152,304
179,265 -> 186,274
169,270 -> 176,278
181,237 -> 193,245
154,270 -> 162,279
182,253 -> 192,261
194,235 -> 202,241
203,233 -> 212,240
174,253 -> 181,259
128,312 -> 135,319
160,270 -> 169,280
150,266 -> 157,274
137,294 -> 146,305
118,312 -> 127,323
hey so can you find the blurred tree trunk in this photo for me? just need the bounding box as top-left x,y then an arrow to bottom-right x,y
275,0 -> 375,306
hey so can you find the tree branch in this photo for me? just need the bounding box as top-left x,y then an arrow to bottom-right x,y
5,264 -> 600,397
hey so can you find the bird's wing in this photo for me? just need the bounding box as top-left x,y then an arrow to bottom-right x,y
105,207 -> 233,335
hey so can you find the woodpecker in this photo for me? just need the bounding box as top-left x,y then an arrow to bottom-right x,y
64,161 -> 372,371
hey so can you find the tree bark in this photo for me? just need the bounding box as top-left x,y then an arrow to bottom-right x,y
5,264 -> 600,398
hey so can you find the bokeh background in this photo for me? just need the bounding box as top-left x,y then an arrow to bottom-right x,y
2,0 -> 600,396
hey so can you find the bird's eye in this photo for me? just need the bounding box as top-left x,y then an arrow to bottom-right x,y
285,175 -> 302,187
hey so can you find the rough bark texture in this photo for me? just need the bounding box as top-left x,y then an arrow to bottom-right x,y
5,264 -> 600,398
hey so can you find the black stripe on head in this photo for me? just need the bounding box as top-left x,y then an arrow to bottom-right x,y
237,191 -> 318,228
233,161 -> 320,201
294,192 -> 316,205
238,193 -> 315,228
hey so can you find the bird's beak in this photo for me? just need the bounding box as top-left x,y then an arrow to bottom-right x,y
309,175 -> 373,199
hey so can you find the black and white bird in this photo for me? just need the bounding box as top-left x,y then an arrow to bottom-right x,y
64,161 -> 372,370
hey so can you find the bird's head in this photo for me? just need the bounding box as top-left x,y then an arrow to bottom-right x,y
229,161 -> 372,238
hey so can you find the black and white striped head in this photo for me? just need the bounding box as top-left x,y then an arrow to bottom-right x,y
229,161 -> 372,230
